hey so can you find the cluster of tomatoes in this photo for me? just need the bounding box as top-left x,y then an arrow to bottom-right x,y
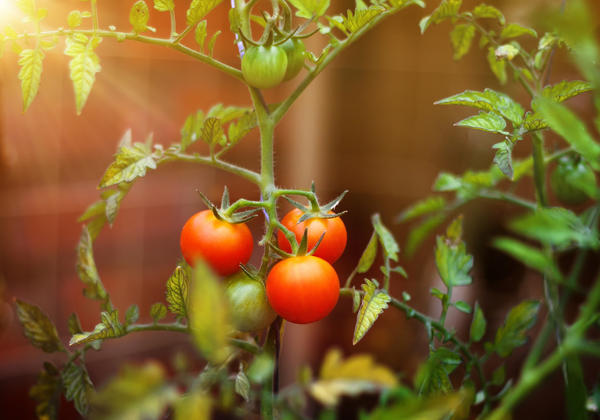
179,206 -> 346,331
241,38 -> 306,89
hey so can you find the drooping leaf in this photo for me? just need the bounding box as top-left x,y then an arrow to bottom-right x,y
493,237 -> 563,281
487,46 -> 507,84
357,232 -> 378,274
166,265 -> 189,319
494,300 -> 540,357
187,0 -> 223,25
76,226 -> 108,301
415,347 -> 462,395
62,362 -> 94,416
189,261 -> 232,364
130,0 -> 150,33
234,366 -> 250,402
450,24 -> 475,60
455,111 -> 507,133
99,142 -> 156,188
91,362 -> 179,419
469,302 -> 486,342
472,4 -> 505,24
64,35 -> 101,115
15,300 -> 63,353
353,279 -> 391,345
371,214 -> 399,262
396,196 -> 446,223
18,48 -> 44,112
419,0 -> 462,33
500,23 -> 537,40
289,0 -> 330,19
69,311 -> 125,345
435,219 -> 473,287
30,362 -> 62,420
309,348 -> 397,406
492,140 -> 514,178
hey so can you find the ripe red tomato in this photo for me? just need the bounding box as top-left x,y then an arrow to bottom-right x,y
266,256 -> 339,324
277,208 -> 347,263
180,210 -> 253,276
225,272 -> 276,332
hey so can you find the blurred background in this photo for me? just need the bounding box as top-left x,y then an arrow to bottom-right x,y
0,0 -> 599,418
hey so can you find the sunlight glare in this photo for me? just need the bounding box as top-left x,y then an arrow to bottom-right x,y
0,1 -> 21,27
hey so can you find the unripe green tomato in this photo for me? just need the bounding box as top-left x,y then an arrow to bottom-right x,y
280,38 -> 306,81
550,156 -> 597,205
241,45 -> 288,89
224,272 -> 276,332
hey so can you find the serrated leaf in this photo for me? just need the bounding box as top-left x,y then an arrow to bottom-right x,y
187,0 -> 223,25
68,313 -> 83,335
190,260 -> 232,364
99,142 -> 156,187
405,213 -> 446,257
357,232 -> 378,274
415,347 -> 462,395
289,0 -> 330,19
235,368 -> 250,402
419,0 -> 462,33
30,363 -> 62,420
541,80 -> 592,103
338,4 -> 384,34
494,300 -> 540,357
310,348 -> 397,406
64,35 -> 101,115
450,24 -> 475,60
76,226 -> 108,301
353,279 -> 391,345
130,0 -> 150,33
371,214 -> 399,262
166,265 -> 189,319
227,111 -> 257,145
15,300 -> 63,353
470,302 -> 486,342
472,4 -> 505,24
493,141 -> 513,178
436,88 -> 524,125
454,300 -> 472,314
18,48 -> 44,112
500,23 -> 537,40
455,111 -> 506,133
195,21 -> 207,51
69,311 -> 125,345
91,362 -> 178,420
150,302 -> 167,322
487,46 -> 507,84
493,237 -> 563,281
154,0 -> 174,12
535,98 -> 600,170
125,304 -> 140,325
62,362 -> 94,416
397,196 -> 446,223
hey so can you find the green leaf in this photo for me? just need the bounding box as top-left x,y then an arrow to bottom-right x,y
405,213 -> 446,257
450,24 -> 475,60
130,0 -> 150,32
30,362 -> 62,420
523,111 -> 548,131
454,300 -> 472,314
69,311 -> 125,345
125,304 -> 140,325
187,0 -> 223,25
469,302 -> 486,342
371,214 -> 399,262
455,111 -> 507,133
435,88 -> 524,125
492,141 -> 514,179
201,117 -> 226,146
195,20 -> 207,51
234,367 -> 250,402
15,300 -> 63,353
64,35 -> 101,115
494,300 -> 540,357
288,0 -> 330,19
99,142 -> 157,188
76,226 -> 108,301
508,207 -> 599,249
472,4 -> 505,24
353,279 -> 391,345
228,110 -> 257,145
396,196 -> 446,223
500,23 -> 537,40
208,30 -> 221,57
357,232 -> 378,274
91,362 -> 178,419
166,265 -> 189,319
495,44 -> 519,60
493,237 -> 563,282
492,365 -> 505,386
68,313 -> 83,335
535,98 -> 600,170
541,80 -> 592,103
310,348 -> 397,406
487,46 -> 507,84
18,48 -> 44,112
154,0 -> 174,12
419,0 -> 462,33
190,260 -> 232,364
415,347 -> 462,395
150,303 -> 167,322
68,10 -> 82,28
435,220 -> 473,287
338,4 -> 383,34
62,362 -> 93,416
352,288 -> 361,313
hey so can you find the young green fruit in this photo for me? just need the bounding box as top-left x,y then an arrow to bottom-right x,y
550,155 -> 597,205
280,38 -> 306,81
224,272 -> 276,332
241,45 -> 288,89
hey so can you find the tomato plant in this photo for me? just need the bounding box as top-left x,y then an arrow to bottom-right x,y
266,256 -> 339,324
224,271 -> 276,332
180,210 -> 253,276
277,208 -> 347,263
550,155 -> 597,205
280,38 -> 306,81
241,45 -> 288,89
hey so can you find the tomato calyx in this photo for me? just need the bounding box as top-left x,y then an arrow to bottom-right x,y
195,186 -> 261,224
283,185 -> 348,224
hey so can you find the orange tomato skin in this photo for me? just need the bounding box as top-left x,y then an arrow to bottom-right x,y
277,208 -> 347,263
180,210 -> 253,276
266,256 -> 339,324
